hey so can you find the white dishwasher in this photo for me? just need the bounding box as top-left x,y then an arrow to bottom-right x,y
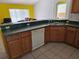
32,28 -> 45,50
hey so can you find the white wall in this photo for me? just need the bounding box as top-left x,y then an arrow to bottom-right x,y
66,0 -> 72,19
34,0 -> 58,20
34,0 -> 51,20
51,0 -> 58,19
51,0 -> 73,19
34,0 -> 78,20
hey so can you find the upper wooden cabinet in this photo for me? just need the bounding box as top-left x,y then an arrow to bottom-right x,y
45,26 -> 51,44
71,0 -> 79,13
75,29 -> 79,48
50,26 -> 65,42
65,27 -> 76,45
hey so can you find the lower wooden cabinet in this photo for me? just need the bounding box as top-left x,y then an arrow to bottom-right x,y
65,27 -> 76,45
5,25 -> 79,59
21,31 -> 32,53
6,33 -> 22,59
7,33 -> 22,59
50,26 -> 65,42
6,31 -> 32,59
75,29 -> 79,48
45,26 -> 51,43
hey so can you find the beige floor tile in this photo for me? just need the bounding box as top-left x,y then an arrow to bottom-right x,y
74,50 -> 79,55
69,51 -> 79,59
50,48 -> 60,54
22,53 -> 34,59
69,49 -> 79,59
15,43 -> 79,59
0,52 -> 9,59
57,48 -> 76,59
44,44 -> 54,49
52,55 -> 64,59
69,56 -> 79,59
36,55 -> 48,59
38,46 -> 50,53
43,51 -> 55,59
31,49 -> 42,58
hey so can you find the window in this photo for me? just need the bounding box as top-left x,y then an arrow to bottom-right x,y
9,9 -> 29,23
57,3 -> 67,19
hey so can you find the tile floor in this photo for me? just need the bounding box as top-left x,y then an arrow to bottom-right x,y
19,43 -> 79,59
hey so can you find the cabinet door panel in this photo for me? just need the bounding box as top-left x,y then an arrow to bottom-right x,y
65,27 -> 76,45
72,0 -> 79,13
22,36 -> 32,53
75,30 -> 79,48
50,27 -> 57,41
8,38 -> 22,58
45,26 -> 50,43
56,28 -> 65,41
50,26 -> 65,42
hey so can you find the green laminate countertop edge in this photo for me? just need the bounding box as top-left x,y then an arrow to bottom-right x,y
4,23 -> 79,36
1,19 -> 79,36
0,20 -> 49,27
4,24 -> 50,36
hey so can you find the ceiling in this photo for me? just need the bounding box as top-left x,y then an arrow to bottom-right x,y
0,0 -> 39,4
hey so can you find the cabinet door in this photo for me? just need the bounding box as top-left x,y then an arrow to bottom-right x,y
45,26 -> 50,44
56,27 -> 65,41
50,26 -> 57,41
65,27 -> 76,45
21,31 -> 32,53
75,29 -> 79,48
72,0 -> 79,13
7,34 -> 22,59
50,26 -> 65,42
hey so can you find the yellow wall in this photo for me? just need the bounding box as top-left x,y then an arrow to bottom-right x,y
0,3 -> 35,24
0,3 -> 34,56
58,0 -> 66,4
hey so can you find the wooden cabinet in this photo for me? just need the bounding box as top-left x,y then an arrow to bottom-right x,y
45,26 -> 50,44
50,26 -> 65,42
71,0 -> 79,13
65,27 -> 76,45
6,31 -> 32,59
7,33 -> 22,59
75,29 -> 79,48
21,31 -> 32,53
